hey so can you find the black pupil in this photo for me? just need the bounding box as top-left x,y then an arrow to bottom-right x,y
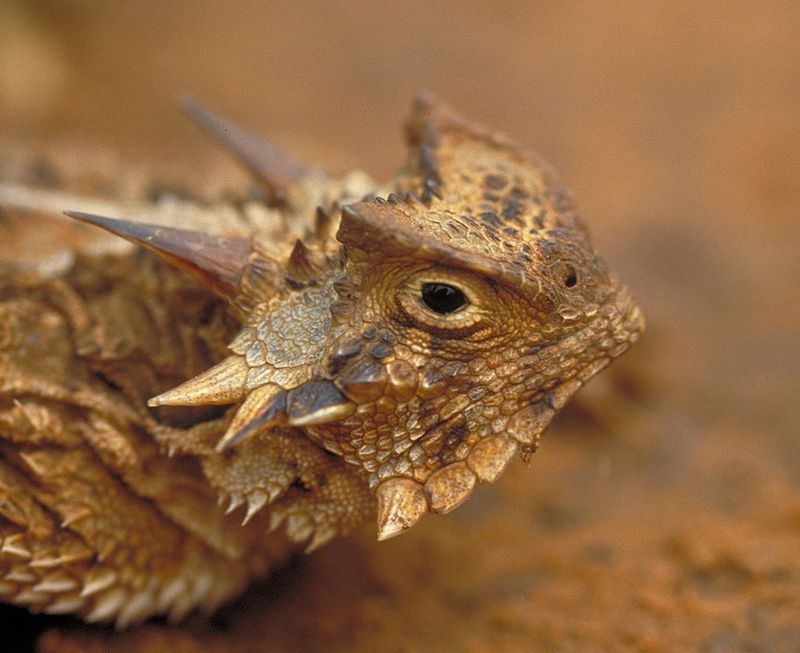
564,266 -> 578,288
421,283 -> 467,314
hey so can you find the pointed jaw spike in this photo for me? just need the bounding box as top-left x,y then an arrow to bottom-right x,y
64,211 -> 250,299
423,462 -> 477,514
148,356 -> 248,407
506,401 -> 553,446
375,477 -> 429,541
466,436 -> 518,483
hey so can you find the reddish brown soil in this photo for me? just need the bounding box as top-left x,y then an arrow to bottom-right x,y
2,2 -> 799,651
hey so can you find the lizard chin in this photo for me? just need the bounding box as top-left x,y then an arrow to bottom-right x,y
375,434 -> 521,541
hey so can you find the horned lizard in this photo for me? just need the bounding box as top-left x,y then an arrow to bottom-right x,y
0,93 -> 643,628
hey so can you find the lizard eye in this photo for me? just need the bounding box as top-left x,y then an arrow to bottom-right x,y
421,283 -> 468,314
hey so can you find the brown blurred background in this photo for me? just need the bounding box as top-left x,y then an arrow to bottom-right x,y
1,1 -> 799,651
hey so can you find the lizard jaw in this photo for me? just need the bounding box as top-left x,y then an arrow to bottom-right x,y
374,434 -> 519,540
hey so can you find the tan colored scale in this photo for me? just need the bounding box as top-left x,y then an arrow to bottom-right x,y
0,92 -> 643,627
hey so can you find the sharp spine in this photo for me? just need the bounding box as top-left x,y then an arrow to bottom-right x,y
423,462 -> 477,514
80,567 -> 118,598
305,525 -> 337,553
216,384 -> 287,452
1,534 -> 31,559
33,573 -> 78,593
63,211 -> 250,299
85,587 -> 127,623
180,96 -> 309,203
148,355 -> 248,407
115,589 -> 155,629
241,489 -> 269,525
225,494 -> 245,515
156,577 -> 187,613
375,477 -> 429,541
44,594 -> 85,615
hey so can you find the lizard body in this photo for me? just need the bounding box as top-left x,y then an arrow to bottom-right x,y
0,94 -> 643,627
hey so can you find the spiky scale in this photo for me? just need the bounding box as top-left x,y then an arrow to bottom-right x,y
305,525 -> 337,553
375,477 -> 429,541
59,506 -> 93,529
1,534 -> 31,559
5,567 -> 36,583
286,239 -> 319,282
190,571 -> 215,610
224,494 -> 245,515
167,591 -> 197,624
79,568 -> 118,598
241,489 -> 269,526
115,589 -> 155,629
424,463 -> 477,514
467,436 -> 518,483
156,577 -> 187,613
33,572 -> 78,593
15,589 -> 49,605
44,594 -> 85,615
85,587 -> 127,623
285,513 -> 315,543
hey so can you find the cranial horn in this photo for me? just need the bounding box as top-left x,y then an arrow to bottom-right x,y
148,356 -> 248,407
64,211 -> 250,300
180,96 -> 309,203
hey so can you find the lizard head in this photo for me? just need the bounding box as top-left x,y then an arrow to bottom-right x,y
323,95 -> 644,537
68,94 -> 643,543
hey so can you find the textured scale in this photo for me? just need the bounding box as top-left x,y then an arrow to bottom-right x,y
0,93 -> 643,627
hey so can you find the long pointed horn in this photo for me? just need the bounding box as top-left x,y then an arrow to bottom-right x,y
180,96 -> 309,203
64,211 -> 250,299
148,355 -> 249,407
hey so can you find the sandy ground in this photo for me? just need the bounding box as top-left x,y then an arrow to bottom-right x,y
1,1 -> 799,651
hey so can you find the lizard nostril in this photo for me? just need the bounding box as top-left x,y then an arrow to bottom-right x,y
562,265 -> 578,288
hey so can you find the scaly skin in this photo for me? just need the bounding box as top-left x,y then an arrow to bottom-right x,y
0,93 -> 643,627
